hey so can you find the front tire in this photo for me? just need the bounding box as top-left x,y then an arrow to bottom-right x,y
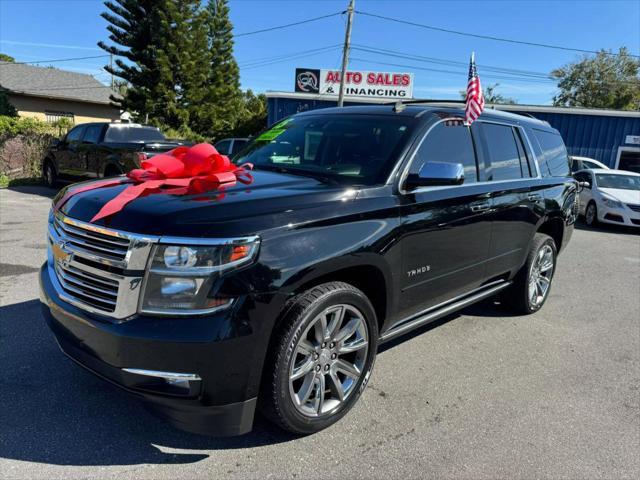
43,161 -> 56,188
585,201 -> 598,226
261,282 -> 378,435
505,233 -> 557,314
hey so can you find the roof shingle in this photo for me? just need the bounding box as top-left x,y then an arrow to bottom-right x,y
0,62 -> 120,105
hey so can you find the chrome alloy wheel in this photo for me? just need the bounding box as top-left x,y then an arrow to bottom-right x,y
288,304 -> 369,417
528,244 -> 554,308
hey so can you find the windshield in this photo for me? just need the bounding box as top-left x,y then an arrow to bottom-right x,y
596,173 -> 640,190
234,114 -> 417,185
104,126 -> 166,143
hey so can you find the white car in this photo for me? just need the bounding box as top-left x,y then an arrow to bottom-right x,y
570,156 -> 610,173
574,168 -> 640,227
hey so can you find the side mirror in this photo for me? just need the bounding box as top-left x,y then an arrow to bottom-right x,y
577,181 -> 590,192
405,161 -> 465,190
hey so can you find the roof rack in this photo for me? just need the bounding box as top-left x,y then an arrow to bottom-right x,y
391,99 -> 467,112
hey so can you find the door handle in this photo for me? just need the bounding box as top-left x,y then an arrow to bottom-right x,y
470,202 -> 491,212
527,193 -> 542,201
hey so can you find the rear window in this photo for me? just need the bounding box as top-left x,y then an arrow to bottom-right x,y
235,115 -> 417,186
104,126 -> 166,143
533,129 -> 569,177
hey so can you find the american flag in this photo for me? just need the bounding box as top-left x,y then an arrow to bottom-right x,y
465,52 -> 484,125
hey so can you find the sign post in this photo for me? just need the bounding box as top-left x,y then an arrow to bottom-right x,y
338,0 -> 355,107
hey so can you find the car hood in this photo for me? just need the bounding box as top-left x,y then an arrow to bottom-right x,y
59,170 -> 358,237
599,187 -> 640,205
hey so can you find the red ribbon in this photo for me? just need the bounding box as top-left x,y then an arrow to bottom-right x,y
54,143 -> 253,222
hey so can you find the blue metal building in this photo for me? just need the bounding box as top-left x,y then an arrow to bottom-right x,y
266,92 -> 640,171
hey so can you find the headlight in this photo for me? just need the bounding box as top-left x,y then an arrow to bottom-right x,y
139,237 -> 259,315
601,195 -> 623,209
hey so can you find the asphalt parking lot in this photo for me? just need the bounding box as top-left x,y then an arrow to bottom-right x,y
1,185 -> 639,480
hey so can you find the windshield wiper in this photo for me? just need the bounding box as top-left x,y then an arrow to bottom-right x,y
254,165 -> 341,185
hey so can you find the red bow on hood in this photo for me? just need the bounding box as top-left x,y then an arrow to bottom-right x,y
54,143 -> 253,222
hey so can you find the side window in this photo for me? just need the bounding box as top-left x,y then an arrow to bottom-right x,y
533,129 -> 569,177
481,123 -> 524,181
570,159 -> 582,173
65,126 -> 85,144
410,123 -> 478,183
215,140 -> 231,155
231,139 -> 247,155
82,125 -> 103,144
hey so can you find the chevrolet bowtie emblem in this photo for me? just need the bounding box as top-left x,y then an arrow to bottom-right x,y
52,241 -> 72,266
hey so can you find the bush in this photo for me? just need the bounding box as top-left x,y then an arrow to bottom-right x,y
0,116 -> 71,180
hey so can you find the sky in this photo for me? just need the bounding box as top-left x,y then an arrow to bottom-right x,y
0,0 -> 638,105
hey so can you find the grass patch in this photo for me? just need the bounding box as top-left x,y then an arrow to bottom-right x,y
0,175 -> 43,188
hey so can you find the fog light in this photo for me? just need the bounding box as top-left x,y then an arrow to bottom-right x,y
160,277 -> 197,296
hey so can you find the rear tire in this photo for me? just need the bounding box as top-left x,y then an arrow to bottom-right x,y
261,282 -> 378,435
505,233 -> 557,314
585,201 -> 598,226
43,160 -> 56,188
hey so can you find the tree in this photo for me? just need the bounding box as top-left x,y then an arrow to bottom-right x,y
460,82 -> 517,104
234,90 -> 267,137
0,53 -> 15,63
0,89 -> 18,116
551,47 -> 640,110
98,0 -> 208,129
198,0 -> 243,140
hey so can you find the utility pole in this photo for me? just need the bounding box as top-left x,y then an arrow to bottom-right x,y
337,0 -> 354,107
109,53 -> 114,90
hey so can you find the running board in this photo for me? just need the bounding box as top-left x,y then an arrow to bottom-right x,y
380,281 -> 511,343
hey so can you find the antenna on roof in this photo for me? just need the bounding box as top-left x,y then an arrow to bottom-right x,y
392,101 -> 406,113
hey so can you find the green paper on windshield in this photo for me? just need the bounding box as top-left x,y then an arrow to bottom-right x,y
256,118 -> 292,141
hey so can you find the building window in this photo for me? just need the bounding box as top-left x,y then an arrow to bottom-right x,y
45,110 -> 75,123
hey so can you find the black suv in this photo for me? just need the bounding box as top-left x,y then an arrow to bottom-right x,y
40,104 -> 577,436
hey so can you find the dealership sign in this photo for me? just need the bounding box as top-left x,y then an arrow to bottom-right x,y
295,68 -> 414,99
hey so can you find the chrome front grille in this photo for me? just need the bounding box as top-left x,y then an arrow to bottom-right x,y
626,203 -> 640,213
47,212 -> 158,320
53,215 -> 130,262
54,261 -> 119,312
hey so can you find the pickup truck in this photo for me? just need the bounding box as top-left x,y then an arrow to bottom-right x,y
42,122 -> 184,187
41,104 -> 578,436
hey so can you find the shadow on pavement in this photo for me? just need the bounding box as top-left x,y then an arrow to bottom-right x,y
377,297 -> 516,354
7,185 -> 59,199
0,299 -> 297,467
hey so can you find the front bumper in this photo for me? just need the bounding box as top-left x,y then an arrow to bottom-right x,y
39,263 -> 268,436
597,205 -> 640,227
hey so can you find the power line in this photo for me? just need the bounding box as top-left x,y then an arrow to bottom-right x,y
356,10 -> 640,59
351,45 -> 554,80
240,44 -> 342,68
0,54 -> 110,66
241,46 -> 343,70
235,12 -> 342,37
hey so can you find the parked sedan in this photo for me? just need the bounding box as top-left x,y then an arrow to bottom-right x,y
574,168 -> 640,227
570,156 -> 609,173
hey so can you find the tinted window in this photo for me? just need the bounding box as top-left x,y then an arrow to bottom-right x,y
82,125 -> 103,144
235,115 -> 417,186
66,126 -> 85,143
481,123 -> 524,181
410,123 -> 478,183
570,159 -> 582,173
103,126 -> 165,143
215,140 -> 231,155
533,129 -> 569,177
596,173 -> 640,190
231,139 -> 248,155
